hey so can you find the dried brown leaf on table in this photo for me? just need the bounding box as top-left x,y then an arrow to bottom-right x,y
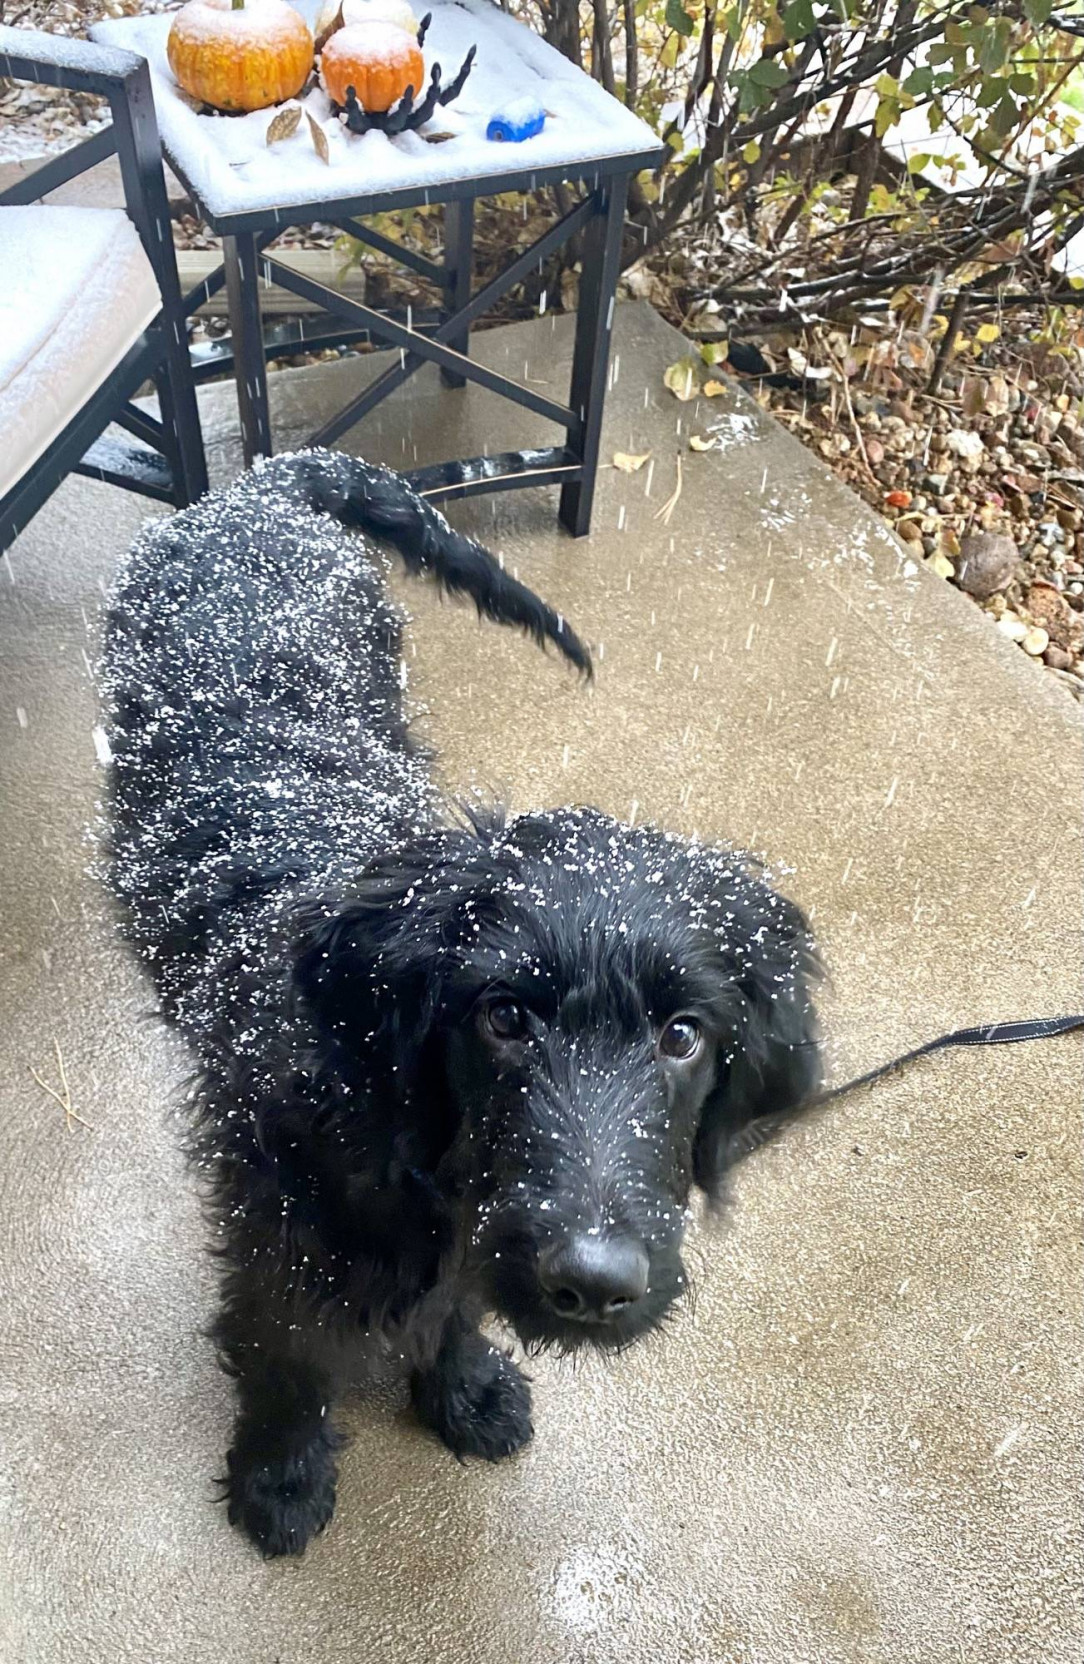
266,104 -> 302,145
308,112 -> 330,164
688,434 -> 716,452
703,379 -> 727,398
423,131 -> 457,143
613,451 -> 651,472
663,357 -> 702,402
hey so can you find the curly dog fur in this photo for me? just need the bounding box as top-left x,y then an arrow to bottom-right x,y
101,449 -> 821,1557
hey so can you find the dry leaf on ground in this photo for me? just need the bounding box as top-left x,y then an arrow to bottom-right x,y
663,357 -> 702,401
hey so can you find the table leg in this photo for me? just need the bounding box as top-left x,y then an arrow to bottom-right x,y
440,198 -> 474,389
559,175 -> 628,539
224,233 -> 273,464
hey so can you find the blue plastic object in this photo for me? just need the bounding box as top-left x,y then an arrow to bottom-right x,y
486,96 -> 545,144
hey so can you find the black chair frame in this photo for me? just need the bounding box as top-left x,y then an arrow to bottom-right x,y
0,25 -> 207,550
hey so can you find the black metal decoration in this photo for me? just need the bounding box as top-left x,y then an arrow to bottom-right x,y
333,11 -> 476,137
0,25 -> 207,550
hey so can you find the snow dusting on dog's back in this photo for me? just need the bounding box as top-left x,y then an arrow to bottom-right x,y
101,448 -> 589,1034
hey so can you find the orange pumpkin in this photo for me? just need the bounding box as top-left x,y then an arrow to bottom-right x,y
168,0 -> 314,114
320,21 -> 424,112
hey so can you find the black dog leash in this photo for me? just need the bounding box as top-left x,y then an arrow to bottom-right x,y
726,1010 -> 1084,1161
808,1011 -> 1084,1110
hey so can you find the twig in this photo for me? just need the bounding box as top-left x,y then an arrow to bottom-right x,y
825,343 -> 877,486
654,454 -> 683,525
29,1040 -> 95,1132
927,288 -> 969,393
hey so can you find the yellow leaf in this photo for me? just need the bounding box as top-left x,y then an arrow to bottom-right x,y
975,322 -> 1000,343
689,434 -> 716,451
613,451 -> 651,472
663,357 -> 702,402
742,140 -> 761,165
703,379 -> 727,397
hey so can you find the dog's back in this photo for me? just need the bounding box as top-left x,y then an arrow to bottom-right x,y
101,450 -> 588,1030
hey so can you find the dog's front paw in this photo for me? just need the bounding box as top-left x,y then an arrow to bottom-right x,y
411,1334 -> 533,1462
225,1434 -> 338,1557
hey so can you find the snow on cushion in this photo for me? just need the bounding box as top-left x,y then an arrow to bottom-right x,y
0,206 -> 162,500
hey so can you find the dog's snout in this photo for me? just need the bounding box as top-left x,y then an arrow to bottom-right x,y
538,1235 -> 650,1322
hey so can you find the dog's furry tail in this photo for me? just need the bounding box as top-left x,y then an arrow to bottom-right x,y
269,449 -> 592,676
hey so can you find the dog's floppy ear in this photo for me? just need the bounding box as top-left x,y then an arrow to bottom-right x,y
292,829 -> 493,1079
693,887 -> 822,1196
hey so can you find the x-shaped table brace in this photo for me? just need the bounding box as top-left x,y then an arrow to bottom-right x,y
210,176 -> 628,536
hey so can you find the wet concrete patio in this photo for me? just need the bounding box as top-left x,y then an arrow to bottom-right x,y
1,302 -> 1080,1663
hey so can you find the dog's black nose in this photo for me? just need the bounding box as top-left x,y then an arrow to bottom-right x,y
538,1235 -> 650,1322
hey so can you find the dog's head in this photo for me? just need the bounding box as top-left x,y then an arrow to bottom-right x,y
295,807 -> 820,1353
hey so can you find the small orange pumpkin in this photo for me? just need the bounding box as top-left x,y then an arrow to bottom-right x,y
168,0 -> 314,114
320,21 -> 424,112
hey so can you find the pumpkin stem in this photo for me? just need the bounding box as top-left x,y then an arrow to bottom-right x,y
231,0 -> 244,9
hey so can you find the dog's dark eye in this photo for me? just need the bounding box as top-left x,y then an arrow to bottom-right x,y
658,1016 -> 702,1061
481,998 -> 528,1042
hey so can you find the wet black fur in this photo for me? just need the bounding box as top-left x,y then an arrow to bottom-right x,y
103,449 -> 820,1558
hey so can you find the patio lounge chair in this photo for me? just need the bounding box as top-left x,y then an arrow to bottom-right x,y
0,25 -> 207,552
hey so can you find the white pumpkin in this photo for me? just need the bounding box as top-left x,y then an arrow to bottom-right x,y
314,0 -> 418,49
343,0 -> 419,33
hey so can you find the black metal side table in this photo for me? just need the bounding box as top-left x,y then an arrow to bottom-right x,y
94,0 -> 664,535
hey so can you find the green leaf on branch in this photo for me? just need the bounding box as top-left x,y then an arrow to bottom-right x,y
782,0 -> 816,40
990,91 -> 1019,136
748,58 -> 789,88
978,18 -> 1011,73
1023,0 -> 1054,22
666,0 -> 696,36
903,66 -> 934,98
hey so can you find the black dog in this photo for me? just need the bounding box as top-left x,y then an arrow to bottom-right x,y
102,450 -> 820,1557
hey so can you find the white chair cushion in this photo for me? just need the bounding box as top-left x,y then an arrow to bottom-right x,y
0,205 -> 162,501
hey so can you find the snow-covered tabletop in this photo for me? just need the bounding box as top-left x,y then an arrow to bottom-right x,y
92,0 -> 662,227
